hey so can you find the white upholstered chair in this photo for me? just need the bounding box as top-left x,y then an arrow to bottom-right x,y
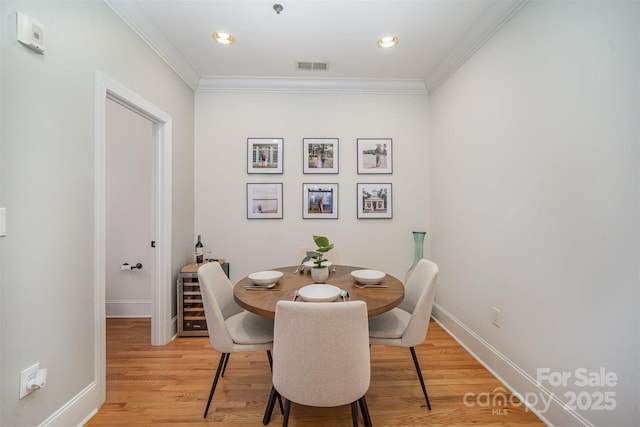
198,261 -> 276,418
368,258 -> 439,409
263,300 -> 372,427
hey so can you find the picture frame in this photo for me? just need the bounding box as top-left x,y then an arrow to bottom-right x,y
247,183 -> 283,219
357,138 -> 392,174
303,138 -> 339,174
357,183 -> 392,219
302,183 -> 339,219
247,138 -> 283,174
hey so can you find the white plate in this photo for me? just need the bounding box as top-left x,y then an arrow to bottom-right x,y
350,269 -> 385,285
297,284 -> 341,302
303,260 -> 332,269
248,270 -> 283,286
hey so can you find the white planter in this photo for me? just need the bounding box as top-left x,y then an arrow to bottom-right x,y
310,266 -> 329,283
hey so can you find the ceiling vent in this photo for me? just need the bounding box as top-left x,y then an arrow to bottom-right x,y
296,61 -> 329,72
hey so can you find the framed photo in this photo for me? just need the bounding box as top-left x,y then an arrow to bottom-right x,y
357,183 -> 392,219
303,138 -> 339,174
357,138 -> 392,174
247,138 -> 283,174
302,183 -> 338,219
247,183 -> 283,219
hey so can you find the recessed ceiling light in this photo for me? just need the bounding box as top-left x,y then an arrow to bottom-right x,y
213,32 -> 234,45
377,36 -> 398,48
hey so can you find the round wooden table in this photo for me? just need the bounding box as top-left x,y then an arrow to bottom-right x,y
234,265 -> 404,319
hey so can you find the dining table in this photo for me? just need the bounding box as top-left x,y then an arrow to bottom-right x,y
233,264 -> 404,319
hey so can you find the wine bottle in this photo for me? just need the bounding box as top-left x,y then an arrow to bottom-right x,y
195,235 -> 204,264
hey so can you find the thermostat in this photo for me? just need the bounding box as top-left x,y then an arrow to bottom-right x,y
16,12 -> 45,54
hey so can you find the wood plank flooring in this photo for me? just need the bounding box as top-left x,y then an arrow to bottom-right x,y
86,318 -> 545,426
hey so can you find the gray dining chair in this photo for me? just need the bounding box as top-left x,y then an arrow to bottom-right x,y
198,261 -> 277,418
368,258 -> 439,409
263,300 -> 372,426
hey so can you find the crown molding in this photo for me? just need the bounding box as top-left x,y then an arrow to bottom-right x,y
425,0 -> 528,92
106,0 -> 526,94
197,76 -> 428,94
104,0 -> 200,90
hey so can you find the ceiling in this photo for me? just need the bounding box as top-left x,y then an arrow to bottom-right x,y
106,0 -> 526,93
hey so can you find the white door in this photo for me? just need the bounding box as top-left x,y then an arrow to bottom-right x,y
105,98 -> 154,317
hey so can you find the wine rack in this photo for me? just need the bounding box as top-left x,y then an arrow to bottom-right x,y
177,260 -> 229,337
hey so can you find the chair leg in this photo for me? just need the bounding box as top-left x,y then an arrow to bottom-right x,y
204,352 -> 228,418
358,396 -> 372,427
283,399 -> 291,427
409,347 -> 431,410
265,351 -> 285,415
350,401 -> 359,426
221,352 -> 231,376
262,386 -> 278,425
266,350 -> 285,414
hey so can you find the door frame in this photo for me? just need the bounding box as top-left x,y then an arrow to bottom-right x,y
94,71 -> 173,404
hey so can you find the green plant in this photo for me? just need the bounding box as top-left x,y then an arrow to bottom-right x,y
302,235 -> 334,268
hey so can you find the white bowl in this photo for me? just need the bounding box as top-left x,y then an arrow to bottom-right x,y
248,270 -> 283,286
350,269 -> 385,285
297,284 -> 341,302
303,260 -> 332,269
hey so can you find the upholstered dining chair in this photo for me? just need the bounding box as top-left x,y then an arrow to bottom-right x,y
368,258 -> 439,410
198,261 -> 277,418
263,300 -> 372,427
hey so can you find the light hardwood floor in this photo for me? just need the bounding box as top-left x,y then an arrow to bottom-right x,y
86,318 -> 545,426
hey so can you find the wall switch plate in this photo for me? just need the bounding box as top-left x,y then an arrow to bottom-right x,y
491,306 -> 501,328
20,363 -> 40,399
0,208 -> 6,236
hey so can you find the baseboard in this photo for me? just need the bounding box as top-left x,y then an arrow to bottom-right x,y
38,382 -> 98,427
431,303 -> 593,427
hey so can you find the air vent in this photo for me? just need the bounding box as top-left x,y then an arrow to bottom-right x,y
296,61 -> 329,72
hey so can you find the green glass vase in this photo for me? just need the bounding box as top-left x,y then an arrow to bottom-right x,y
405,231 -> 426,283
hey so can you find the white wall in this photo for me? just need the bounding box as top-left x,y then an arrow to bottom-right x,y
195,91 -> 430,283
430,1 -> 639,425
0,1 -> 194,425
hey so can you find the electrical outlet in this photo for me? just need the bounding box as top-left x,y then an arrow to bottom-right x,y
19,363 -> 39,399
491,306 -> 501,328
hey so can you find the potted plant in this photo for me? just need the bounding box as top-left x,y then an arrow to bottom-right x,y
302,235 -> 334,283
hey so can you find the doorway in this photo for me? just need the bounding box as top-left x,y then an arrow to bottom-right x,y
105,98 -> 154,318
94,71 -> 173,405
